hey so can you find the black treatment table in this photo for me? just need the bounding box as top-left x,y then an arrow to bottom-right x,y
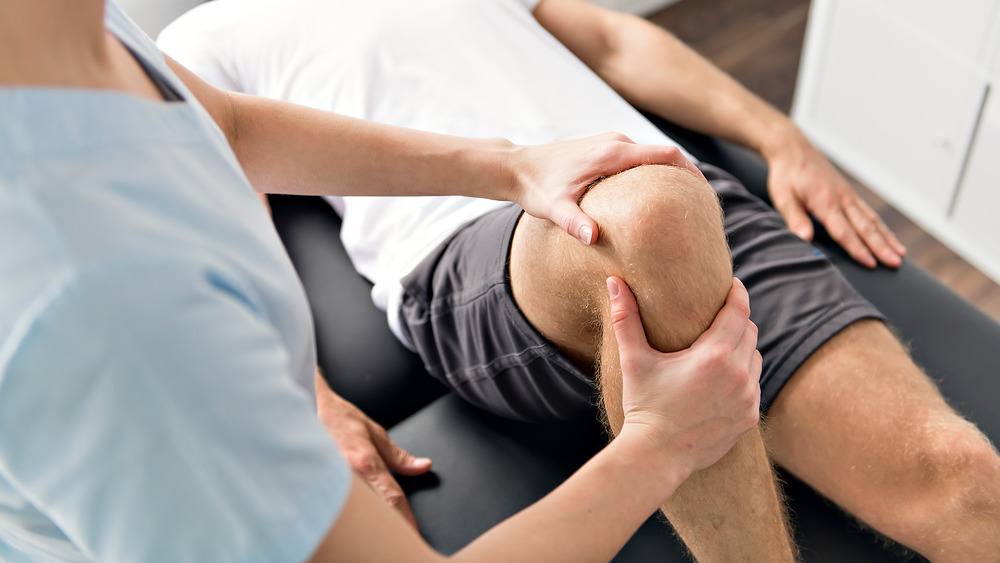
270,120 -> 1000,562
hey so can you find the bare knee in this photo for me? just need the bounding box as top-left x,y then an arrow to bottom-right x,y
509,163 -> 731,367
898,416 -> 1000,528
581,164 -> 732,352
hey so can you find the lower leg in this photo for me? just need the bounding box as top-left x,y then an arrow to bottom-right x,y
765,320 -> 1000,562
599,325 -> 796,562
511,164 -> 797,561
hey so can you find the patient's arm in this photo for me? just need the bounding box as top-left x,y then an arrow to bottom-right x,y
314,370 -> 431,529
533,0 -> 906,268
163,54 -> 692,246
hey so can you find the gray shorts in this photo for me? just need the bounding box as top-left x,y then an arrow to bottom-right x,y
399,164 -> 886,421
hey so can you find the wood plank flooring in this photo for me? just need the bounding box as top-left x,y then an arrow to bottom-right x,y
647,0 -> 1000,324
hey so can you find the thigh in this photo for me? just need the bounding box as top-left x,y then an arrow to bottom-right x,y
703,165 -> 885,408
400,204 -> 595,422
763,319 -> 976,522
508,210 -> 610,369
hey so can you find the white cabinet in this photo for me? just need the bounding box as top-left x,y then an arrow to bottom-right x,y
952,88 -> 1000,275
794,0 -> 1000,284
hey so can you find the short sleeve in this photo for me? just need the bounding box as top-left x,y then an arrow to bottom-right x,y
0,261 -> 350,563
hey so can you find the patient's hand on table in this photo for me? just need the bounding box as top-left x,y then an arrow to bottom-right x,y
314,369 -> 431,529
763,129 -> 906,269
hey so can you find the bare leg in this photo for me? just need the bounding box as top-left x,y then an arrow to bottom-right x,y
599,318 -> 795,562
765,319 -> 1000,562
511,164 -> 796,561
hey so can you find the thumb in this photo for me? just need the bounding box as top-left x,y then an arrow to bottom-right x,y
607,277 -> 652,365
558,200 -> 599,245
771,188 -> 814,242
379,439 -> 432,477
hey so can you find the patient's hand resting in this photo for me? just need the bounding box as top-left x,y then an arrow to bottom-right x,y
314,369 -> 430,529
764,129 -> 906,269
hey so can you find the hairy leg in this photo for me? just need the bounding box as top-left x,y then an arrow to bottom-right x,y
764,319 -> 1000,562
511,164 -> 796,561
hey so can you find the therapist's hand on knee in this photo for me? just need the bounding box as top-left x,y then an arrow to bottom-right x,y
510,134 -> 702,246
608,276 -> 761,477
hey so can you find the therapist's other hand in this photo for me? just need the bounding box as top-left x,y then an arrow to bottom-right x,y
314,370 -> 431,529
608,276 -> 761,479
764,129 -> 905,269
509,133 -> 702,245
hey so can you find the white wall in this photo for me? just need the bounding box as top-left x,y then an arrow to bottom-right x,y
116,0 -> 203,38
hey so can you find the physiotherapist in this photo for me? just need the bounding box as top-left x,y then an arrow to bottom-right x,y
0,1 -> 762,561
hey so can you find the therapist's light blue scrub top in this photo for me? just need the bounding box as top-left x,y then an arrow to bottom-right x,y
0,3 -> 351,562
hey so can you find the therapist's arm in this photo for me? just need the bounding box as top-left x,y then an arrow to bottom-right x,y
309,278 -> 761,562
165,55 -> 689,246
532,0 -> 906,267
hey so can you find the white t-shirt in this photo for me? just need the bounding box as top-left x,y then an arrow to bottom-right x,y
159,0 -> 688,347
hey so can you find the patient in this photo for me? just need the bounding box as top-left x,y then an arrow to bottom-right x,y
161,0 -> 1000,560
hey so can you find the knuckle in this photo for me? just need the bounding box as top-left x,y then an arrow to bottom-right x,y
857,219 -> 879,237
351,454 -> 380,476
609,307 -> 632,328
385,490 -> 406,507
701,348 -> 729,372
734,300 -> 752,319
816,191 -> 837,210
371,424 -> 390,441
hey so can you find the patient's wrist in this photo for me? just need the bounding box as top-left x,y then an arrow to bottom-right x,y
757,116 -> 808,162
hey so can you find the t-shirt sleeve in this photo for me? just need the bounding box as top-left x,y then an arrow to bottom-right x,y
520,0 -> 544,10
0,262 -> 350,563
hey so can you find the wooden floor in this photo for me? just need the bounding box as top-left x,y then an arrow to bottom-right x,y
648,0 -> 1000,324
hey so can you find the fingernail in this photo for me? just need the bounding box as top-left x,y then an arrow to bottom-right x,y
578,224 -> 593,245
414,457 -> 432,465
606,277 -> 620,299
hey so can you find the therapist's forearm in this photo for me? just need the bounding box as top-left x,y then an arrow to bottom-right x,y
318,427 -> 688,563
451,429 -> 687,562
228,92 -> 518,200
166,52 -> 517,201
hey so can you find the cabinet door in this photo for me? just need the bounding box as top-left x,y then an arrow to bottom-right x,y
876,0 -> 998,63
799,0 -> 986,217
951,88 -> 1000,282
